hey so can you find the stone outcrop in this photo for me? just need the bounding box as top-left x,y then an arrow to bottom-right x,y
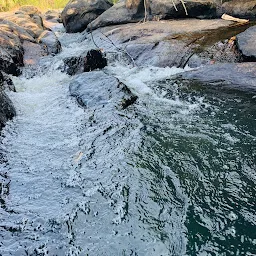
178,62 -> 256,92
0,6 -> 62,75
88,0 -> 218,31
236,25 -> 256,61
61,0 -> 113,33
92,19 -> 244,68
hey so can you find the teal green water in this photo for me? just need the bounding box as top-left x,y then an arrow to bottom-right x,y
134,79 -> 256,255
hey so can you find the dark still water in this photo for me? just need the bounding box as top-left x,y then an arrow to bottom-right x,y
133,78 -> 256,255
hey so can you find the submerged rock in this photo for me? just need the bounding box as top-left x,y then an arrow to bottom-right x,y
236,25 -> 256,61
61,0 -> 113,33
63,56 -> 85,75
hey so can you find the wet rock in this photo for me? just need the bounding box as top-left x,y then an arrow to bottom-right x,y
37,30 -> 62,55
61,0 -> 113,33
0,71 -> 15,92
179,62 -> 256,92
88,0 -> 217,31
63,56 -> 85,75
63,50 -> 107,75
69,71 -> 137,109
0,72 -> 16,129
84,49 -> 107,72
221,0 -> 256,19
236,25 -> 256,61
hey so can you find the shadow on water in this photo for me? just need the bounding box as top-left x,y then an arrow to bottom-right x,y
134,78 -> 256,255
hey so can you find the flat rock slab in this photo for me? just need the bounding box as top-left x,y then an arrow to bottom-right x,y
180,62 -> 256,93
236,25 -> 256,61
93,19 -> 245,68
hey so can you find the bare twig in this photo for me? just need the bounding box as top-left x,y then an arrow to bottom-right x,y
99,31 -> 137,67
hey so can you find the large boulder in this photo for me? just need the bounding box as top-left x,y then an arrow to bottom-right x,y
93,19 -> 239,68
0,24 -> 24,75
61,0 -> 113,33
221,0 -> 256,18
88,0 -> 218,30
150,0 -> 217,19
236,25 -> 256,61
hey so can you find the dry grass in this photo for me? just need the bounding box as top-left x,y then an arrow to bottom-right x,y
0,0 -> 69,11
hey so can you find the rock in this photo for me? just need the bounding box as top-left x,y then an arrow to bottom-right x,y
94,19 -> 239,68
221,0 -> 256,19
61,0 -> 113,33
63,49 -> 107,75
88,0 -> 217,31
37,30 -> 62,55
0,24 -> 24,75
179,62 -> 256,92
236,25 -> 256,61
150,0 -> 217,19
0,11 -> 44,39
69,71 -> 137,110
84,49 -> 107,72
0,72 -> 16,129
0,71 -> 15,91
44,9 -> 62,22
63,56 -> 85,75
16,5 -> 41,15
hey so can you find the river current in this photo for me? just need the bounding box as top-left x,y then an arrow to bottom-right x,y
0,26 -> 256,255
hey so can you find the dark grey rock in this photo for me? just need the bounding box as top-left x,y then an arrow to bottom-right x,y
236,25 -> 256,61
0,72 -> 16,129
180,62 -> 256,92
69,71 -> 137,109
221,0 -> 256,19
63,56 -> 85,75
88,0 -> 217,31
61,0 -> 113,33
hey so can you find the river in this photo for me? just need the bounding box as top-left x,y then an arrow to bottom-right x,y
0,25 -> 255,256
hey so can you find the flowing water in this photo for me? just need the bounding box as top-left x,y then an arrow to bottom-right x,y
0,26 -> 256,256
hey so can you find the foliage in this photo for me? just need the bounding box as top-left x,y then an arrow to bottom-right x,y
0,0 -> 69,11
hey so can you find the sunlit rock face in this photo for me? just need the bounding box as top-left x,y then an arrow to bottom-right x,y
61,0 -> 113,33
